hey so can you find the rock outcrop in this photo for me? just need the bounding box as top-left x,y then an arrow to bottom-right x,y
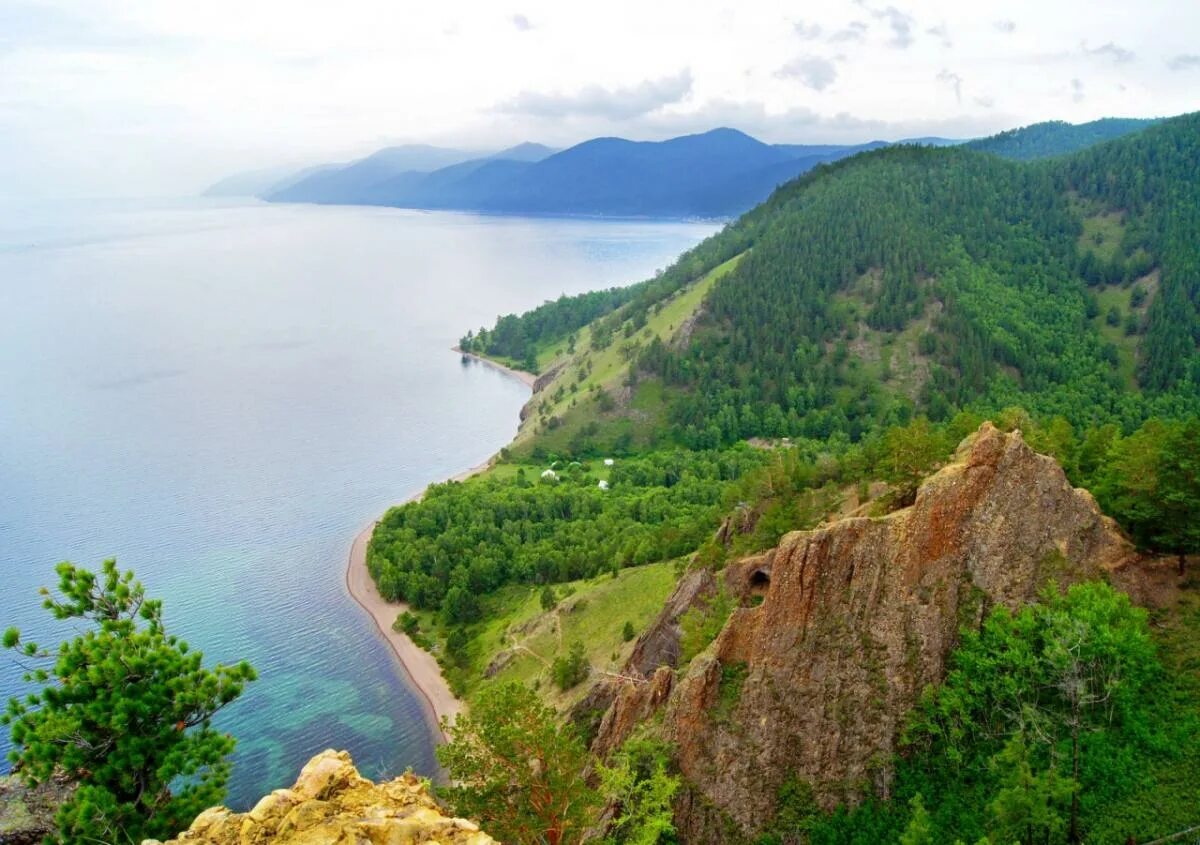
145,750 -> 493,845
596,423 -> 1141,843
571,567 -> 719,751
0,775 -> 71,845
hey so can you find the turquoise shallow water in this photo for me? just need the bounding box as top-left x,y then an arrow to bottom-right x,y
0,198 -> 716,807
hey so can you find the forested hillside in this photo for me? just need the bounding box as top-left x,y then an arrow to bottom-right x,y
375,112 -> 1200,845
461,116 -> 1173,384
965,117 -> 1159,160
472,114 -> 1199,454
388,112 -> 1200,643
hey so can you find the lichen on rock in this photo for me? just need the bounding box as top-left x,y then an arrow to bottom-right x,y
143,750 -> 494,845
0,775 -> 71,845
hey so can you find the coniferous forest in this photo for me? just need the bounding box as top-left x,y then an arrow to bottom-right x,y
384,113 -> 1200,844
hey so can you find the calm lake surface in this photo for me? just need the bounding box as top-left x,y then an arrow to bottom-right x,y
0,197 -> 717,806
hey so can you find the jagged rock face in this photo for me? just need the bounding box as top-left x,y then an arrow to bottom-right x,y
627,569 -> 719,678
573,568 -> 717,751
591,666 -> 676,759
568,568 -> 717,742
657,424 -> 1138,842
145,750 -> 493,845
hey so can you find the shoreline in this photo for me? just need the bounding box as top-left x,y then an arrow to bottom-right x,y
452,346 -> 537,388
344,518 -> 460,740
345,359 -> 533,741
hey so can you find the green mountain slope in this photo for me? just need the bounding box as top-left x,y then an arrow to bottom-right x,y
965,116 -> 1159,160
378,113 -> 1200,845
460,116 -> 1161,372
493,113 -> 1199,454
387,111 -> 1200,644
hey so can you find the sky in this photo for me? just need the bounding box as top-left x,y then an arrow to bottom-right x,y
2,0 -> 1198,198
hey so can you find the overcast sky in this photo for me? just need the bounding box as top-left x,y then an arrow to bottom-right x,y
3,0 -> 1198,198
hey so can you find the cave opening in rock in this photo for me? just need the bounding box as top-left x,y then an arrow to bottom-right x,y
749,568 -> 771,596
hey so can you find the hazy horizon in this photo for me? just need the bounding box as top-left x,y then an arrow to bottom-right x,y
3,0 -> 1199,199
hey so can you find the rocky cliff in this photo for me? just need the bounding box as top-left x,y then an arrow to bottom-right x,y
590,423 -> 1143,842
145,751 -> 493,845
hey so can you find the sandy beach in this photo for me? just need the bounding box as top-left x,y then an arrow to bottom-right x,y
344,452 -> 514,740
346,347 -> 534,741
452,346 -> 537,388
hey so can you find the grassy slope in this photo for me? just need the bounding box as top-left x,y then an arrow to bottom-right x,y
509,254 -> 744,456
833,271 -> 938,402
1075,208 -> 1158,389
473,255 -> 744,382
411,560 -> 678,707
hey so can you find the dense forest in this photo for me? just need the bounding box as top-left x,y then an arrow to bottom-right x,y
394,113 -> 1200,844
639,121 -> 1200,447
460,116 -> 1164,374
964,117 -> 1159,160
438,113 -> 1200,640
474,115 -> 1200,451
367,448 -> 768,618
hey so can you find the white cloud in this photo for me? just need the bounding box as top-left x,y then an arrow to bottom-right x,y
1083,41 -> 1136,64
926,23 -> 951,47
857,2 -> 915,48
1166,54 -> 1200,71
829,21 -> 868,42
793,20 -> 823,40
499,70 -> 693,120
937,68 -> 963,103
776,56 -> 839,91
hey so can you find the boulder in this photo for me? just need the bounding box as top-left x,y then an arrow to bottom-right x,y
143,750 -> 494,845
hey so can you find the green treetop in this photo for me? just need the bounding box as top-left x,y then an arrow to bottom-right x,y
436,682 -> 597,845
2,560 -> 256,844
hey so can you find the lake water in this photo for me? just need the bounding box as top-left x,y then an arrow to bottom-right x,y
0,197 -> 716,807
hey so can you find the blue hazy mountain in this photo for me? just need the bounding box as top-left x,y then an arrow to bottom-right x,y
202,165 -> 305,197
203,163 -> 342,198
265,142 -> 556,205
266,144 -> 488,204
217,118 -> 1157,217
462,129 -> 811,216
262,129 -> 885,217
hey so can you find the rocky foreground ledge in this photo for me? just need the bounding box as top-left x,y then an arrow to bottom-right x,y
145,750 -> 493,845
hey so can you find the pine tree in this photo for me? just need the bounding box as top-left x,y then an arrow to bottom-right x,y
2,560 -> 255,844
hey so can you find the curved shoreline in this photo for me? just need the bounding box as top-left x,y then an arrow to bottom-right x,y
345,356 -> 530,742
452,346 -> 537,388
345,517 -> 462,739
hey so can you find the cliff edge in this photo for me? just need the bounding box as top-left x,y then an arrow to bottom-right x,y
144,751 -> 493,845
592,423 -> 1143,842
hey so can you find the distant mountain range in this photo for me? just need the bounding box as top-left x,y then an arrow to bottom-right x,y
208,130 -> 906,218
206,117 -> 1156,218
